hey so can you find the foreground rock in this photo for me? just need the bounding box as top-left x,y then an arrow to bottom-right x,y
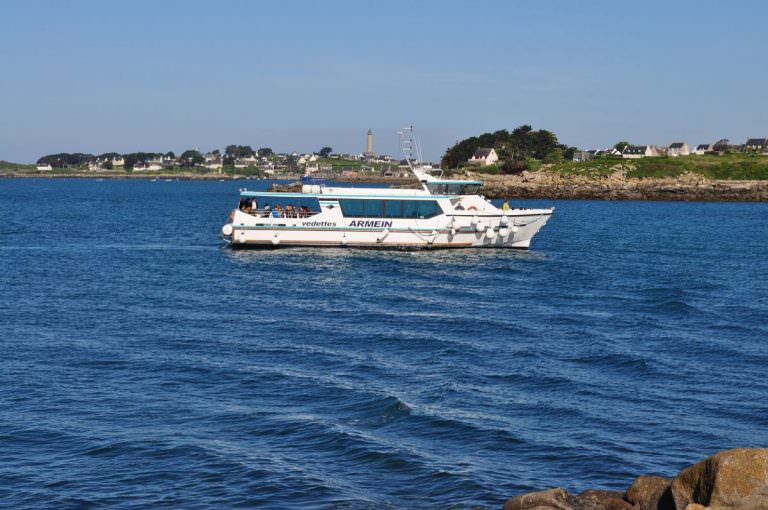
671,448 -> 768,510
501,448 -> 768,510
503,487 -> 632,510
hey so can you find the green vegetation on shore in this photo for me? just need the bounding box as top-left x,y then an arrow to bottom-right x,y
0,160 -> 35,170
541,153 -> 768,180
443,126 -> 768,181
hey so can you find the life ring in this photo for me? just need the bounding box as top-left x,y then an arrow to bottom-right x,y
467,206 -> 478,211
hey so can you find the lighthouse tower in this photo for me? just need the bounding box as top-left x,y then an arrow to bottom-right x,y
364,129 -> 375,158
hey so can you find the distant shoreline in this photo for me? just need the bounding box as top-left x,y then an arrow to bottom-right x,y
3,171 -> 767,201
0,171 -> 417,186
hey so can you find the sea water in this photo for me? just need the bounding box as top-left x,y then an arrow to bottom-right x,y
1,179 -> 766,509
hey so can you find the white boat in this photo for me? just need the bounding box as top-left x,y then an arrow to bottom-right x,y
221,127 -> 553,250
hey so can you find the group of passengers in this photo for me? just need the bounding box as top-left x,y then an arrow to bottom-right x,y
238,198 -> 312,218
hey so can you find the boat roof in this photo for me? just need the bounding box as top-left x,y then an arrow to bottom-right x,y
240,190 -> 456,200
425,179 -> 483,185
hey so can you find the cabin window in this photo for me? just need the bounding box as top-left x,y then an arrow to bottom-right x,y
384,200 -> 402,218
426,183 -> 482,195
339,199 -> 442,219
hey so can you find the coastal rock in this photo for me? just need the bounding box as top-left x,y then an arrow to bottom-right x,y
498,449 -> 768,510
503,487 -> 577,510
671,448 -> 768,510
577,490 -> 632,510
502,487 -> 632,510
269,182 -> 302,192
624,476 -> 673,510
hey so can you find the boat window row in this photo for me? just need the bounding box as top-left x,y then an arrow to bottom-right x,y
239,197 -> 320,218
339,199 -> 442,219
425,182 -> 482,195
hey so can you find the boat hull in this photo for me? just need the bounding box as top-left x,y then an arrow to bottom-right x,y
224,212 -> 550,250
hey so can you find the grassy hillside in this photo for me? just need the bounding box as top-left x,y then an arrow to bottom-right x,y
545,154 -> 768,180
0,160 -> 35,170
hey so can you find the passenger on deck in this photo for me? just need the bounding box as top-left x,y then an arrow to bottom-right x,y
262,204 -> 271,217
285,204 -> 296,218
251,199 -> 259,212
299,205 -> 309,217
274,205 -> 284,218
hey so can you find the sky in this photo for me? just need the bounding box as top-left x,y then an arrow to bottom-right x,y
1,0 -> 767,163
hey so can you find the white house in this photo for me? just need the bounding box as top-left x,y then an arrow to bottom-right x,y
572,150 -> 594,162
235,155 -> 258,167
595,148 -> 622,157
622,145 -> 658,159
36,163 -> 53,171
667,142 -> 689,157
467,147 -> 499,166
111,157 -> 125,167
694,144 -> 712,155
745,138 -> 768,152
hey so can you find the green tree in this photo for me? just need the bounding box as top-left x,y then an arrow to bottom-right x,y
257,147 -> 273,157
319,146 -> 333,157
614,141 -> 630,152
225,145 -> 254,158
180,150 -> 204,167
440,124 -> 567,169
543,147 -> 564,163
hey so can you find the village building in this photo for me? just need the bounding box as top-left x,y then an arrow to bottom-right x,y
162,155 -> 177,168
36,163 -> 53,171
467,148 -> 499,166
202,153 -> 223,171
744,137 -> 768,152
694,144 -> 713,155
234,155 -> 260,169
111,157 -> 125,167
622,145 -> 658,159
667,142 -> 690,157
594,148 -> 622,157
145,156 -> 164,171
572,150 -> 595,162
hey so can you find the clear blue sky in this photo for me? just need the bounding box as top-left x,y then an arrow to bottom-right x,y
1,0 -> 766,163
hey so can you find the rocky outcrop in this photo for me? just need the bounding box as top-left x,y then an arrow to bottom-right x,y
671,448 -> 768,510
474,172 -> 768,201
625,476 -> 673,510
500,448 -> 768,510
502,487 -> 632,510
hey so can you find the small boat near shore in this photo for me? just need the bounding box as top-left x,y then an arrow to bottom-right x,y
221,127 -> 553,249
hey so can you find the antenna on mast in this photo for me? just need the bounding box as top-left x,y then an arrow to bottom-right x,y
399,125 -> 415,171
399,125 -> 431,191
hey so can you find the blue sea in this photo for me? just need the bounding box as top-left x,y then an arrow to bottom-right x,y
1,179 -> 767,509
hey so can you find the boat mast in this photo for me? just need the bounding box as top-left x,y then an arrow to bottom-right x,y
399,125 -> 430,191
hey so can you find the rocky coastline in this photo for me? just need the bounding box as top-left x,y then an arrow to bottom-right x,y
3,170 -> 768,201
476,173 -> 768,202
496,448 -> 768,510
